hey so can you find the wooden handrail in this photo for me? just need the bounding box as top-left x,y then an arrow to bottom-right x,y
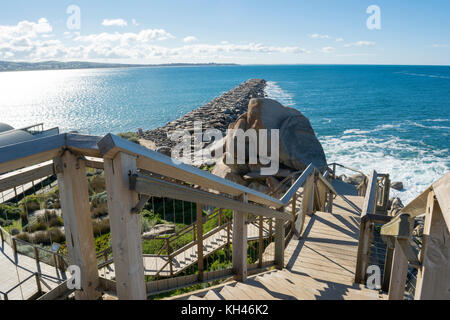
131,173 -> 293,221
98,133 -> 283,208
361,170 -> 378,216
355,170 -> 378,284
328,162 -> 367,178
280,164 -> 315,204
0,133 -> 102,175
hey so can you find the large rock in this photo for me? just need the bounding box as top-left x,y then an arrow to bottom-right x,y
391,181 -> 404,191
389,197 -> 404,216
225,98 -> 327,172
344,173 -> 366,186
142,224 -> 175,240
211,159 -> 248,186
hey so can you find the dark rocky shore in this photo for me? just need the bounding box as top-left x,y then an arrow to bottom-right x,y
138,79 -> 267,148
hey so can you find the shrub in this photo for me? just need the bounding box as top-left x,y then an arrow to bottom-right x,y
92,218 -> 110,237
141,215 -> 151,233
118,132 -> 140,144
90,191 -> 108,218
0,204 -> 22,220
0,218 -> 12,227
16,228 -> 65,245
88,175 -> 106,195
20,195 -> 41,212
95,233 -> 111,252
25,210 -> 63,232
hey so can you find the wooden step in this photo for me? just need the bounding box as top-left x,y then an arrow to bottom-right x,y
203,290 -> 221,300
234,282 -> 277,300
257,273 -> 315,300
218,285 -> 238,300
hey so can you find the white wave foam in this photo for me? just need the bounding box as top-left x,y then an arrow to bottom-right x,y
406,120 -> 450,130
342,121 -> 449,136
320,134 -> 449,204
399,72 -> 450,80
424,118 -> 449,122
264,81 -> 296,106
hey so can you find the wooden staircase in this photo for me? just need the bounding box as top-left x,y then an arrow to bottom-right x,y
169,194 -> 387,300
181,269 -> 385,300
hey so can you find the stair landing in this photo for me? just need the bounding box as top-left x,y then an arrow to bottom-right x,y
169,191 -> 386,300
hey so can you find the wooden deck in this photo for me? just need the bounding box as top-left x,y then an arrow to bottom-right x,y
0,241 -> 67,300
170,190 -> 386,300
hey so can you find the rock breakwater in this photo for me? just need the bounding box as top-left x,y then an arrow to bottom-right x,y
138,79 -> 267,148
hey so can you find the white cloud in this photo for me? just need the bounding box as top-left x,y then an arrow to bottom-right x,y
102,19 -> 128,27
309,34 -> 345,43
74,29 -> 175,45
0,18 -> 54,60
0,18 -> 312,61
309,33 -> 331,39
0,18 -> 52,41
432,44 -> 450,48
320,46 -> 335,53
183,36 -> 198,43
344,41 -> 376,47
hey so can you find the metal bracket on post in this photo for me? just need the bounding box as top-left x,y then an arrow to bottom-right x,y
131,195 -> 151,214
129,172 -> 151,214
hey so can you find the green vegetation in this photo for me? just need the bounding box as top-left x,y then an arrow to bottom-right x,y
117,132 -> 140,144
0,203 -> 22,220
3,164 -> 270,300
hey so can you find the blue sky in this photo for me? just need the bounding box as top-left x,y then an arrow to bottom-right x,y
1,0 -> 449,65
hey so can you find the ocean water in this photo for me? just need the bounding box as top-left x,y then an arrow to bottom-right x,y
0,65 -> 449,203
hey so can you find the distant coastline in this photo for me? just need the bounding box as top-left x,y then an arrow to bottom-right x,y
0,60 -> 238,72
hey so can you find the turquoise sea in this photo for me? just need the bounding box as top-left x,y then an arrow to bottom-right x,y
0,65 -> 449,202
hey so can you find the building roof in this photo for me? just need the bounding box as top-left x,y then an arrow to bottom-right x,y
0,124 -> 35,148
0,123 -> 14,134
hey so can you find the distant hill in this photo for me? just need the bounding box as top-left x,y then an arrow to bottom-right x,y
0,61 -> 238,72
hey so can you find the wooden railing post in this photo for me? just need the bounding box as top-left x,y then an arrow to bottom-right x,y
12,237 -> 17,256
388,238 -> 409,300
103,151 -> 146,300
35,273 -> 42,295
167,239 -> 173,277
33,247 -> 40,272
381,246 -> 394,292
269,218 -> 273,241
196,203 -> 204,282
414,190 -> 450,300
332,163 -> 336,180
0,227 -> 4,243
227,220 -> 231,259
274,207 -> 285,270
258,216 -> 263,269
232,193 -> 248,282
58,255 -> 66,273
55,152 -> 101,300
291,192 -> 297,233
326,189 -> 333,213
355,170 -> 378,284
